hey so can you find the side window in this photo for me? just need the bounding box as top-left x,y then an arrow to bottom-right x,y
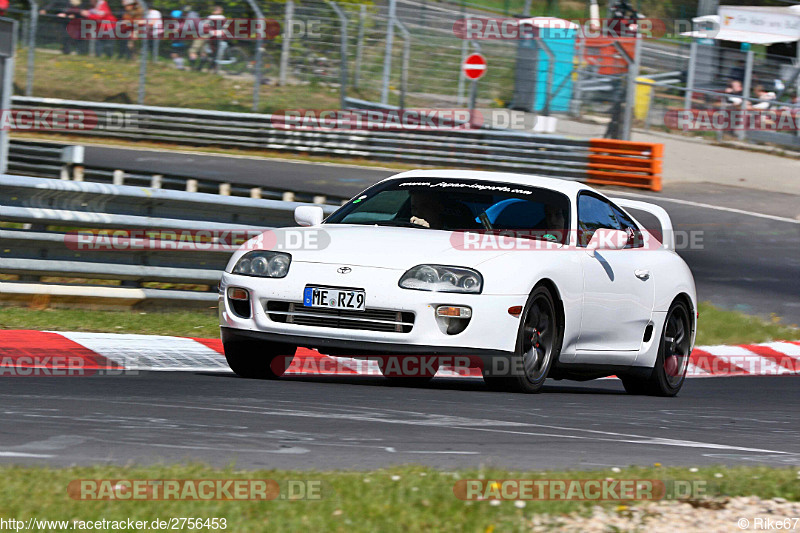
577,194 -> 622,247
611,205 -> 644,248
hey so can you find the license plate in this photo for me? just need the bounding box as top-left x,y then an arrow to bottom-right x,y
303,286 -> 366,311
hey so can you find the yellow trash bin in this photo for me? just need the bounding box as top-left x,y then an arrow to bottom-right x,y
635,77 -> 654,121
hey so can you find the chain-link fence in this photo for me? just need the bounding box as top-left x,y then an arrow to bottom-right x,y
5,0 -> 800,147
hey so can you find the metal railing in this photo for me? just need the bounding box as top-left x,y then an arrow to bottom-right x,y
12,96 -> 597,181
6,139 -> 348,203
0,174 -> 337,306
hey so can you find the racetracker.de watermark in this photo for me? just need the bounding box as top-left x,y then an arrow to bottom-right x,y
666,109 -> 800,131
67,18 -> 281,40
453,479 -> 710,501
65,229 -> 330,252
68,479 -> 323,500
452,17 -> 668,39
449,229 -> 704,251
0,355 -> 130,377
270,109 -> 483,131
0,109 -> 137,131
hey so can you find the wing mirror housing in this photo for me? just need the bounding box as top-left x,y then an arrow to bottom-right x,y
294,205 -> 324,227
586,228 -> 629,256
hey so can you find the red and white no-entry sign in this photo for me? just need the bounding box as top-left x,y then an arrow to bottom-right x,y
462,53 -> 487,81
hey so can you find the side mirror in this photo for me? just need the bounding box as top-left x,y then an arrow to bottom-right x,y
587,228 -> 628,255
294,205 -> 324,227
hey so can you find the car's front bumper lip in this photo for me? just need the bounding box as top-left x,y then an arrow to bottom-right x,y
221,326 -> 512,357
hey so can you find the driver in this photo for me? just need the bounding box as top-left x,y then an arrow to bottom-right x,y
408,190 -> 471,230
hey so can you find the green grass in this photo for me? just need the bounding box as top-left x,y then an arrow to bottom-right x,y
1,301 -> 798,346
0,464 -> 798,532
0,307 -> 219,338
15,50 -> 344,114
696,301 -> 800,345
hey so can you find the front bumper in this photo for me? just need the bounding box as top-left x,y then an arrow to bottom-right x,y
218,262 -> 526,355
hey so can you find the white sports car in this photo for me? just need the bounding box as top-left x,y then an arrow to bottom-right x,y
219,170 -> 696,395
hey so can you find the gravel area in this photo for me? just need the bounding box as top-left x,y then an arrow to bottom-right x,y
529,497 -> 800,532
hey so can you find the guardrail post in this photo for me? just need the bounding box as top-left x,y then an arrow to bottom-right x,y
394,20 -> 410,111
738,49 -> 754,142
250,187 -> 262,199
328,1 -> 348,110
313,195 -> 327,204
73,166 -> 84,181
26,0 -> 38,97
683,40 -> 698,111
219,183 -> 231,196
151,174 -> 162,188
279,0 -> 294,86
137,0 -> 149,105
282,191 -> 295,202
353,5 -> 365,89
244,0 -> 265,111
186,179 -> 198,193
612,36 -> 641,141
0,19 -> 16,176
113,169 -> 125,185
534,37 -> 555,117
380,0 -> 396,105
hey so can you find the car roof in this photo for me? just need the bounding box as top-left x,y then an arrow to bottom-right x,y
383,169 -> 596,197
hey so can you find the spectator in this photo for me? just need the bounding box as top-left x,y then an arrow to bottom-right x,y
41,0 -> 85,55
724,79 -> 743,106
81,0 -> 117,57
190,6 -> 225,72
752,85 -> 777,110
118,0 -> 143,60
146,7 -> 163,40
728,60 -> 745,83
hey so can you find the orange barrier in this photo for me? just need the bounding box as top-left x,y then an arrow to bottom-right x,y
586,139 -> 663,192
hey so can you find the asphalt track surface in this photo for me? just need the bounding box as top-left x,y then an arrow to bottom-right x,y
85,145 -> 800,324
5,145 -> 795,471
1,374 -> 798,469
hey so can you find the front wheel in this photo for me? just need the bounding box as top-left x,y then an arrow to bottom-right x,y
621,300 -> 692,396
482,286 -> 562,393
224,340 -> 296,379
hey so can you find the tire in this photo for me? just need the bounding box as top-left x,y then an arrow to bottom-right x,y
482,285 -> 562,393
377,355 -> 439,387
621,299 -> 692,397
223,339 -> 296,379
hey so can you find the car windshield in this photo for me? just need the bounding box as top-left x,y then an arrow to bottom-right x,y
325,178 -> 571,244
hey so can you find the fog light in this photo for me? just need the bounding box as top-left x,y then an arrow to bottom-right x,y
227,287 -> 249,301
436,306 -> 471,318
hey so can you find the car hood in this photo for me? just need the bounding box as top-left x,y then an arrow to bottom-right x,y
256,224 -> 508,270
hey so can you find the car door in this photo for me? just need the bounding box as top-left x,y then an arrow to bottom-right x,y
576,192 -> 655,352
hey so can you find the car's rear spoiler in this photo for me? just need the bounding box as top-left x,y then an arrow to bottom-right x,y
610,197 -> 675,251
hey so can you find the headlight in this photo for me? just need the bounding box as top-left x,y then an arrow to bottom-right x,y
399,265 -> 483,294
232,251 -> 291,278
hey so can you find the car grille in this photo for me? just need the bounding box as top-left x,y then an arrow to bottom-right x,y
265,301 -> 415,333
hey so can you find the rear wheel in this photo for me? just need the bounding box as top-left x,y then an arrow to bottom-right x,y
621,300 -> 692,396
482,286 -> 562,393
223,340 -> 296,379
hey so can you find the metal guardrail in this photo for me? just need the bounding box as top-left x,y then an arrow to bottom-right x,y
7,139 -> 345,204
0,174 -> 338,307
11,96 -> 595,181
10,96 -> 663,189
